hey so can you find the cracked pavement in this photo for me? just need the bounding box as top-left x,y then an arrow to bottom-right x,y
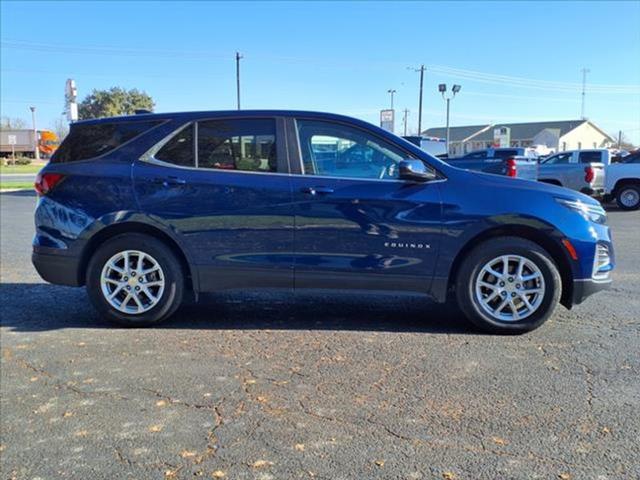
1,190 -> 639,479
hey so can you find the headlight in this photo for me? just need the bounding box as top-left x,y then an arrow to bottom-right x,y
555,198 -> 606,224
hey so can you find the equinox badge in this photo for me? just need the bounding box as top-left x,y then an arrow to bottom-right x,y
384,242 -> 431,249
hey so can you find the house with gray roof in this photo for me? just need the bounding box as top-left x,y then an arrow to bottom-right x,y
423,120 -> 614,156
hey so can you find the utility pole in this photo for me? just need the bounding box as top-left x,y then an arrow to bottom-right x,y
236,52 -> 243,110
580,67 -> 590,120
387,89 -> 396,110
618,130 -> 622,149
29,106 -> 40,161
403,108 -> 409,136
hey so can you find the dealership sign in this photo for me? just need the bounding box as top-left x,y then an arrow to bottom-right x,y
380,109 -> 395,133
493,126 -> 511,147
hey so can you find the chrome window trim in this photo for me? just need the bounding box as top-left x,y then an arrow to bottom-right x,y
139,117 -> 447,185
139,155 -> 447,184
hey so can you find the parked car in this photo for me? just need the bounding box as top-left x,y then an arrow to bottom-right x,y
604,150 -> 640,210
538,150 -> 606,197
32,110 -> 614,334
446,147 -> 538,181
402,136 -> 447,157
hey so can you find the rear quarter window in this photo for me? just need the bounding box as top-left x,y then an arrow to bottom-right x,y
579,151 -> 602,163
51,120 -> 162,163
494,149 -> 519,159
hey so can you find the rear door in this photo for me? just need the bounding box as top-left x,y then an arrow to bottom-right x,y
287,117 -> 442,294
538,151 -> 574,186
133,117 -> 294,291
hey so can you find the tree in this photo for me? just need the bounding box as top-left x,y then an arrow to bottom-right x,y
78,87 -> 155,120
1,117 -> 28,129
610,131 -> 637,151
50,117 -> 69,141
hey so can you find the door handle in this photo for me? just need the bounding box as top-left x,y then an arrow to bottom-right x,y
153,176 -> 186,186
300,186 -> 334,195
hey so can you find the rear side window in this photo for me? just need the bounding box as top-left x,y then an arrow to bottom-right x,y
579,151 -> 602,163
155,124 -> 195,167
52,120 -> 161,163
494,149 -> 518,159
197,119 -> 277,172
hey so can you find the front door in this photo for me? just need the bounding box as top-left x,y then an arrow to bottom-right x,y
288,118 -> 442,295
133,117 -> 294,291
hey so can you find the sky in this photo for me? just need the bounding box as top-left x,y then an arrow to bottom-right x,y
1,1 -> 640,143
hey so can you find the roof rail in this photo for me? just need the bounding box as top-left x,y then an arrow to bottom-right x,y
134,109 -> 152,115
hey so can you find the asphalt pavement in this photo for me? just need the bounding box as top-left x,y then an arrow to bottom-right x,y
1,190 -> 639,480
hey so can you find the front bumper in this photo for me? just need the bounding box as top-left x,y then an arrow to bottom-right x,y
571,277 -> 612,305
32,247 -> 83,287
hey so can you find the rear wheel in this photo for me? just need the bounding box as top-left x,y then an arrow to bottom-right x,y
455,237 -> 561,334
615,184 -> 640,210
86,234 -> 184,326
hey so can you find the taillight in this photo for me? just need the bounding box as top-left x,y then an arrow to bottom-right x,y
584,166 -> 595,184
506,158 -> 517,178
34,172 -> 65,196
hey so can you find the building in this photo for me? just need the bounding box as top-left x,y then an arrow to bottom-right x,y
424,120 -> 615,156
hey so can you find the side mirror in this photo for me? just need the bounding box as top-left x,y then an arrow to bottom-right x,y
398,159 -> 437,182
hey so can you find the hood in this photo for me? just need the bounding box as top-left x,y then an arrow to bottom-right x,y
467,170 -> 600,205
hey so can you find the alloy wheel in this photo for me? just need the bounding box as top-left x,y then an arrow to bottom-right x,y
474,254 -> 546,322
619,188 -> 640,208
100,250 -> 165,314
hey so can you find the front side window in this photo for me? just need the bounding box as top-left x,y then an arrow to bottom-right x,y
197,119 -> 276,172
296,119 -> 410,180
542,152 -> 572,164
155,124 -> 194,167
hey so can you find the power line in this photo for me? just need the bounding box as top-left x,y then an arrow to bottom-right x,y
3,39 -> 638,94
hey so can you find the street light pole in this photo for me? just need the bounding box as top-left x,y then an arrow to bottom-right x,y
445,97 -> 451,153
403,108 -> 409,136
417,65 -> 425,136
439,84 -> 461,155
29,106 -> 40,161
387,89 -> 396,110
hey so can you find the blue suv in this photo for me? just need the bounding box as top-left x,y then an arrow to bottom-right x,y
32,111 -> 614,333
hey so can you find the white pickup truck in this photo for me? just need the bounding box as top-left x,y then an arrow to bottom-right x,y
539,149 -> 640,210
605,150 -> 640,210
538,149 -> 606,197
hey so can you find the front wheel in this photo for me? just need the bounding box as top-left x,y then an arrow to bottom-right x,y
615,184 -> 640,211
86,234 -> 184,326
455,237 -> 561,334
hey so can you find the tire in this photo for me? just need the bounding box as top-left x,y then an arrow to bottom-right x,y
615,184 -> 640,211
86,233 -> 184,326
455,237 -> 561,334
